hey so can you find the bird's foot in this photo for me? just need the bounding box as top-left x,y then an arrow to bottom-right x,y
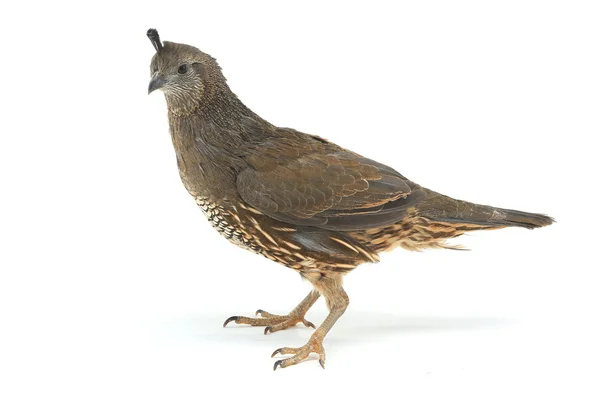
271,335 -> 326,370
223,309 -> 315,334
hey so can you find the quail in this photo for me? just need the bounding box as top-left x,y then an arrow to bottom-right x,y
146,29 -> 553,370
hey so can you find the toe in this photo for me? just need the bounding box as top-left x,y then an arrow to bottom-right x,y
264,321 -> 288,334
271,347 -> 298,357
269,341 -> 324,370
255,310 -> 284,319
223,316 -> 239,327
271,348 -> 283,358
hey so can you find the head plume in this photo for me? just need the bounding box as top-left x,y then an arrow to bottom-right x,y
147,28 -> 163,52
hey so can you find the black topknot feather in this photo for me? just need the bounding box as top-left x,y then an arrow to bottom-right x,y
147,28 -> 163,52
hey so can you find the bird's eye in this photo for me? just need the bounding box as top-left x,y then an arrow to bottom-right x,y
178,64 -> 188,74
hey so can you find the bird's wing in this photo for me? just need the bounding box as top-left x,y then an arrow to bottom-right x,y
237,135 -> 426,231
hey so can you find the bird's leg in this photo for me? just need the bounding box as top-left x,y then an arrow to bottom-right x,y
223,290 -> 320,334
272,274 -> 348,370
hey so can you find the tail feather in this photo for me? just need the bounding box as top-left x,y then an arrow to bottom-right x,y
433,207 -> 554,229
492,207 -> 554,229
418,193 -> 554,230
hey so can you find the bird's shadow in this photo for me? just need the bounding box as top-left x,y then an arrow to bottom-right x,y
333,311 -> 509,340
166,311 -> 510,344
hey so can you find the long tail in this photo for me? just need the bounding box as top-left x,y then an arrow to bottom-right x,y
417,192 -> 554,229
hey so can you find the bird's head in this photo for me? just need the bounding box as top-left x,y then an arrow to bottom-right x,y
147,29 -> 226,114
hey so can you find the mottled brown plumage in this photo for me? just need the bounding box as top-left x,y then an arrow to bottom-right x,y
146,29 -> 553,370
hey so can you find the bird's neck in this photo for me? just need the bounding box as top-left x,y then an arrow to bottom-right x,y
166,84 -> 254,123
166,88 -> 271,200
167,83 -> 273,147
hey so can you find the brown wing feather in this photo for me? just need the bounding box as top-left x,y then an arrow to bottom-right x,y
237,132 -> 425,231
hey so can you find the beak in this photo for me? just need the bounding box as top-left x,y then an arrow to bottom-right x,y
148,73 -> 167,94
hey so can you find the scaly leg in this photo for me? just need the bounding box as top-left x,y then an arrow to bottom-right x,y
272,274 -> 349,370
223,290 -> 320,334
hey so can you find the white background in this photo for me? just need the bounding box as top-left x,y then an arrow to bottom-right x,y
1,1 -> 598,399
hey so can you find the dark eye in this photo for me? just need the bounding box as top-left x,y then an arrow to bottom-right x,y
178,64 -> 188,74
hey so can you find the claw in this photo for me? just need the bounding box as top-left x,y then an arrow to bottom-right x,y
273,360 -> 284,371
264,326 -> 272,335
304,320 -> 316,329
223,316 -> 239,327
319,359 -> 325,369
271,348 -> 282,358
255,309 -> 264,316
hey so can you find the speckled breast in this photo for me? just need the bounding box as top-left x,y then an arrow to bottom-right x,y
193,196 -> 326,272
194,196 -> 261,253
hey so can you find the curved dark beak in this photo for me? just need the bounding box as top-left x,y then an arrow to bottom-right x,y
148,73 -> 166,94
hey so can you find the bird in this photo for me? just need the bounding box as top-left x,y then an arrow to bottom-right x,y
146,28 -> 553,370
